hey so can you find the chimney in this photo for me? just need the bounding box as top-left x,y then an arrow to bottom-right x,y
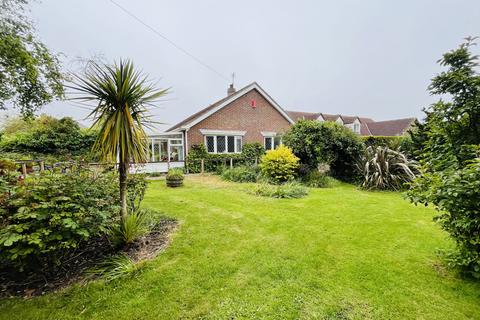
227,84 -> 236,95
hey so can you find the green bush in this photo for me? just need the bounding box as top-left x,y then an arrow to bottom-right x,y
186,144 -> 252,173
166,168 -> 184,179
111,209 -> 150,246
361,136 -> 404,150
88,254 -> 144,282
358,146 -> 417,190
126,174 -> 148,213
221,166 -> 259,183
241,143 -> 265,163
0,115 -> 98,161
301,170 -> 332,188
260,145 -> 299,184
410,158 -> 480,277
0,169 -> 119,271
252,182 -> 308,199
283,120 -> 364,181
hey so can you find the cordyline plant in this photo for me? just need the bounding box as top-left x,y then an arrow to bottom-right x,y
358,146 -> 417,190
68,59 -> 168,219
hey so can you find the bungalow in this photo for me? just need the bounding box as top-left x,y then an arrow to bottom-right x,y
138,82 -> 415,172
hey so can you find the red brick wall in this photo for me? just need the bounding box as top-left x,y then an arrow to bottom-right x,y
186,89 -> 291,153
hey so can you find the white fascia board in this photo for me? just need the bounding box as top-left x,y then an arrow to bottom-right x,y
199,129 -> 246,136
181,82 -> 295,129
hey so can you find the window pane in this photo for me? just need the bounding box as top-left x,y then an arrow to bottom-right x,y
170,139 -> 182,145
153,141 -> 160,162
235,137 -> 242,153
227,136 -> 235,153
217,136 -> 226,153
170,145 -> 184,161
274,136 -> 282,149
206,136 -> 215,153
160,141 -> 168,161
265,137 -> 272,150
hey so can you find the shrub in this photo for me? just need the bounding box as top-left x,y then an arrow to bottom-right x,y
252,182 -> 308,199
111,209 -> 150,246
221,166 -> 259,183
283,120 -> 364,181
0,159 -> 16,174
241,143 -> 265,163
0,170 -> 119,271
166,168 -> 184,179
186,144 -> 252,173
361,136 -> 404,150
301,170 -> 332,188
0,115 -> 98,161
88,254 -> 144,282
126,174 -> 148,213
409,158 -> 480,277
358,146 -> 417,190
259,146 -> 299,183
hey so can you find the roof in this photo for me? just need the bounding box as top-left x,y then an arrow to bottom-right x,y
286,109 -> 414,136
286,111 -> 322,121
166,95 -> 231,132
364,118 -> 416,136
286,111 -> 375,124
167,82 -> 294,132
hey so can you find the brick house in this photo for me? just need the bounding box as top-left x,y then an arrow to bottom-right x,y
140,82 -> 415,172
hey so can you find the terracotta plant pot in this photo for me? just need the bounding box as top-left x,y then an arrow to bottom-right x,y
166,177 -> 184,188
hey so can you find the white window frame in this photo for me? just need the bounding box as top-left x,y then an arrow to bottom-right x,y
168,138 -> 184,161
204,135 -> 243,154
262,132 -> 282,151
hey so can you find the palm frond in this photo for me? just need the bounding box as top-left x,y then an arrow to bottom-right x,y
67,59 -> 169,163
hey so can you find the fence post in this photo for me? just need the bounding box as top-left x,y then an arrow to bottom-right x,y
201,159 -> 205,174
22,163 -> 27,176
254,157 -> 258,166
40,161 -> 45,172
230,158 -> 233,169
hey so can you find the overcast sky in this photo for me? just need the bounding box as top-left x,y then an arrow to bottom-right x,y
22,0 -> 480,131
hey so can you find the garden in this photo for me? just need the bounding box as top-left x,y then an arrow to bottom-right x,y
1,1 -> 480,317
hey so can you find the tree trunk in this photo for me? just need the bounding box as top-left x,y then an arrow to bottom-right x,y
119,159 -> 128,219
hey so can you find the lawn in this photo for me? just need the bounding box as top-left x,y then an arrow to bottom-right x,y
1,175 -> 479,319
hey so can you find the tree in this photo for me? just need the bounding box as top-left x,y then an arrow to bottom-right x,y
0,115 -> 97,159
283,120 -> 364,181
0,0 -> 63,118
69,59 -> 168,218
408,38 -> 480,277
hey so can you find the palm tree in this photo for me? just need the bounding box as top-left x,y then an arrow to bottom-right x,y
69,59 -> 168,218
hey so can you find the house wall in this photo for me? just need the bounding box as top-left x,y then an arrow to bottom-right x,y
186,89 -> 291,152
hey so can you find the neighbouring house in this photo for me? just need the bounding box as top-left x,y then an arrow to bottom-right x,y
137,82 -> 416,172
286,111 -> 415,136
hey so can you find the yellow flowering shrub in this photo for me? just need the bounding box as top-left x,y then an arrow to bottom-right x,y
260,145 -> 299,183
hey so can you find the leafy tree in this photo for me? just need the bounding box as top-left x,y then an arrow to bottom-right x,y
283,120 -> 364,181
69,59 -> 168,219
408,38 -> 480,277
0,0 -> 64,118
0,115 -> 96,160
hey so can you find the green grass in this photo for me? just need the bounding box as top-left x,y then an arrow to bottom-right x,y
1,175 -> 479,319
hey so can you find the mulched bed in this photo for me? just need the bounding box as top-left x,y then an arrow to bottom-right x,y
0,217 -> 177,298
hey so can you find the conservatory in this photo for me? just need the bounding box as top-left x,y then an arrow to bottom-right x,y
131,132 -> 185,173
